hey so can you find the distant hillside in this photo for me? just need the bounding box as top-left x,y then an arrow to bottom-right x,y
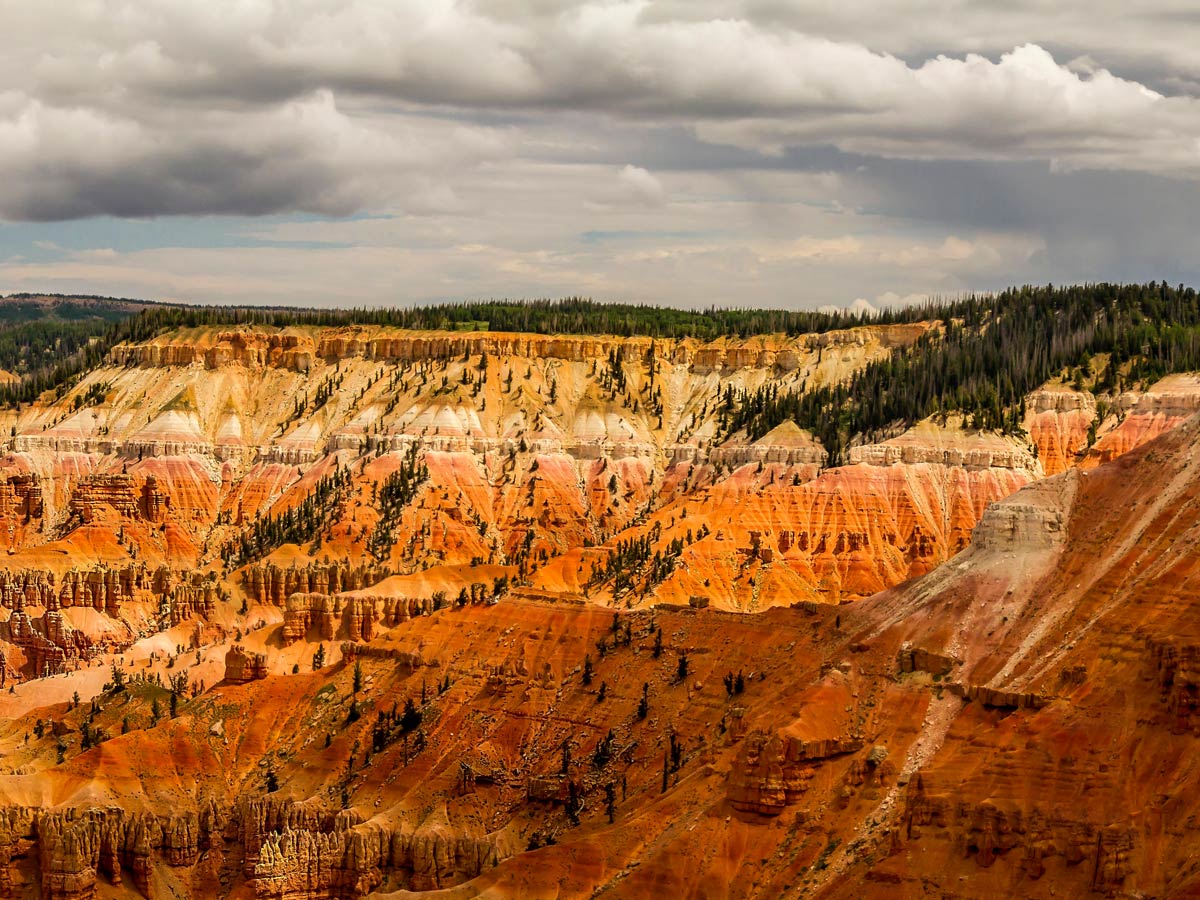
720,281 -> 1200,462
0,294 -> 165,401
0,292 -> 906,404
5,283 -> 1200,456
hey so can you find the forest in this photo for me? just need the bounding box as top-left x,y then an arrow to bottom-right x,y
0,296 -> 151,393
718,282 -> 1200,464
220,465 -> 353,567
0,290 -> 930,405
5,284 -> 1200,468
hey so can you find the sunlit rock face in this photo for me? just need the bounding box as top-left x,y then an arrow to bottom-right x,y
2,322 -> 1199,899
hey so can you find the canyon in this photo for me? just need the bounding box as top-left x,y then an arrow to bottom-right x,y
0,309 -> 1197,898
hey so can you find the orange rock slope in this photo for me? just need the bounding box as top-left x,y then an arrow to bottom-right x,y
0,322 -> 1198,898
4,414 -> 1200,897
0,322 -> 1193,690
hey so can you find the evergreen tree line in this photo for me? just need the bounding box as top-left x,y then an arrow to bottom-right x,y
0,296 -> 151,403
7,282 -> 1200,427
221,465 -> 352,566
366,444 -> 430,561
0,292 -> 935,404
720,281 -> 1200,464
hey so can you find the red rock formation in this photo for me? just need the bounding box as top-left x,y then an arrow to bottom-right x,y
1026,388 -> 1095,475
34,808 -> 162,899
281,592 -> 433,645
570,453 -> 1036,607
241,561 -> 391,607
236,797 -> 499,897
110,330 -> 316,372
0,471 -> 44,519
727,729 -> 865,815
1084,376 -> 1200,468
7,322 -> 1200,900
896,645 -> 959,677
68,473 -> 141,522
0,564 -> 221,678
224,645 -> 268,684
1150,638 -> 1200,733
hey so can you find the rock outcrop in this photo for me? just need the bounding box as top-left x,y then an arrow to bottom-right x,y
224,645 -> 268,684
32,806 -> 202,900
281,593 -> 433,645
109,324 -> 930,375
727,729 -> 864,816
1150,638 -> 1200,733
0,797 -> 498,899
0,563 -> 222,677
897,646 -> 959,677
242,562 -> 392,608
240,797 -> 500,897
0,471 -> 44,519
900,777 -> 1134,891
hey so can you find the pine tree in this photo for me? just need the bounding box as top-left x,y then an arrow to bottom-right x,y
400,698 -> 421,734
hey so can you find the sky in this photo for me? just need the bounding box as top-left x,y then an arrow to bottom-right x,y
1,1 -> 1200,311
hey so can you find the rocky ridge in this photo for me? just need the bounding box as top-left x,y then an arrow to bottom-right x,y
0,321 -> 1197,898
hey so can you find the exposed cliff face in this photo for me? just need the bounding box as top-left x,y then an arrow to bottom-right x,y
249,802 -> 500,897
1084,373 -> 1200,468
7,410 -> 1200,898
107,324 -> 930,373
0,796 -> 500,900
0,324 -> 932,576
67,473 -> 169,524
241,562 -> 392,608
1,323 -> 1192,623
0,563 -> 223,681
33,806 -> 169,899
773,416 -> 1200,898
280,592 -> 433,645
2,321 -> 1021,611
727,729 -> 867,815
110,330 -> 317,372
550,440 -> 1037,607
5,325 -> 1200,898
1025,388 -> 1096,476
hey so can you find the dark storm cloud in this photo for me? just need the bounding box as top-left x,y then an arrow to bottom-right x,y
8,137 -> 356,222
844,158 -> 1200,286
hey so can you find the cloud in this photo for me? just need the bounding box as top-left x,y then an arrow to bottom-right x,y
0,4 -> 1199,223
0,89 -> 509,221
751,231 -> 1039,275
694,43 -> 1197,177
1,2 -> 1200,309
0,159 -> 1048,309
818,297 -> 876,315
615,165 -> 666,206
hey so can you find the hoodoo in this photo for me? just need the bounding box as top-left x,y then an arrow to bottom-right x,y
0,285 -> 1198,898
